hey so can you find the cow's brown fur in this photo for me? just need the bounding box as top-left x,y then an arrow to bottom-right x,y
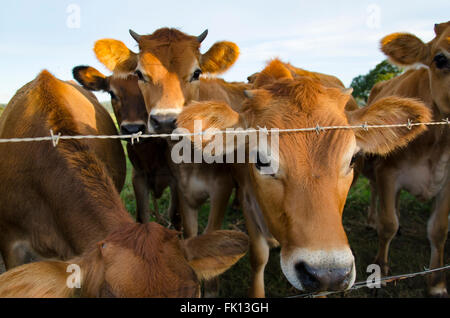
0,71 -> 248,297
0,223 -> 249,298
177,59 -> 431,297
364,22 -> 450,297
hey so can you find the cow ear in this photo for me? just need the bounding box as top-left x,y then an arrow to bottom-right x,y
200,41 -> 239,74
181,230 -> 249,281
72,66 -> 108,91
346,96 -> 432,155
381,32 -> 429,66
94,39 -> 138,76
176,100 -> 243,151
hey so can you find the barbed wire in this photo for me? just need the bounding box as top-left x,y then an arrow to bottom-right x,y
288,264 -> 450,298
0,119 -> 448,146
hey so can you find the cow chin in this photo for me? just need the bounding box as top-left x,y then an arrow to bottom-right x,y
280,247 -> 356,293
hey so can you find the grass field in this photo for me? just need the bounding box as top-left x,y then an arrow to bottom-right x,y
117,139 -> 449,298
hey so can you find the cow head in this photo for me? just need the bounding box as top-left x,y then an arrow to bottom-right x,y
83,223 -> 248,297
381,21 -> 450,115
176,60 -> 431,292
93,28 -> 239,133
72,65 -> 147,136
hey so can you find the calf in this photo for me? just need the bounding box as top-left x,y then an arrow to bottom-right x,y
0,71 -> 247,297
176,59 -> 431,296
90,29 -> 250,238
0,223 -> 248,298
364,21 -> 450,297
72,66 -> 177,225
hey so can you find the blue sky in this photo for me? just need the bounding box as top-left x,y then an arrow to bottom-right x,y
0,0 -> 448,103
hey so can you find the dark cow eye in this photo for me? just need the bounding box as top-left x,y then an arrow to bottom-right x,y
255,152 -> 271,170
135,70 -> 147,82
434,53 -> 448,69
108,91 -> 117,100
191,69 -> 202,82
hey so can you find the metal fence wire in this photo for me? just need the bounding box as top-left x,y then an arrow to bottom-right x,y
289,264 -> 450,298
0,119 -> 447,146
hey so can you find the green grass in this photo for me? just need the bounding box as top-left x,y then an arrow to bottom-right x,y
0,104 -> 5,116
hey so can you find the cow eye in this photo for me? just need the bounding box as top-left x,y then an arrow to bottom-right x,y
434,53 -> 448,69
191,69 -> 202,82
135,70 -> 147,82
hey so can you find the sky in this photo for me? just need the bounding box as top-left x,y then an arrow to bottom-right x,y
0,0 -> 448,103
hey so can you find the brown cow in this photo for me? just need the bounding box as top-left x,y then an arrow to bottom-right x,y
0,223 -> 249,298
363,21 -> 450,297
72,66 -> 178,225
176,59 -> 431,296
92,29 -> 250,238
0,70 -> 248,297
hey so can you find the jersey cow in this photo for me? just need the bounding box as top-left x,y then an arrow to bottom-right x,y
72,66 -> 178,225
0,70 -> 248,297
364,21 -> 450,297
91,28 -> 250,238
176,59 -> 431,296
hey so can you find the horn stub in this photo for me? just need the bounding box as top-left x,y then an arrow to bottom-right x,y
197,29 -> 208,43
129,29 -> 141,42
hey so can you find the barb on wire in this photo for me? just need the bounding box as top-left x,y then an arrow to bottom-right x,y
0,119 -> 447,145
288,264 -> 450,298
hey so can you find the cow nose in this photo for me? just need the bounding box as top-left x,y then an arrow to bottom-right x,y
149,114 -> 177,134
295,262 -> 353,292
120,124 -> 147,135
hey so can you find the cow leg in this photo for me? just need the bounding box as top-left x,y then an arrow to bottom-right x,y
168,183 -> 181,231
247,223 -> 270,298
374,171 -> 399,276
203,181 -> 233,298
178,191 -> 198,238
132,168 -> 151,223
427,182 -> 449,297
203,181 -> 233,234
367,179 -> 378,229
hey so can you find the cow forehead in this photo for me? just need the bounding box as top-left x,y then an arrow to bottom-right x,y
138,41 -> 200,77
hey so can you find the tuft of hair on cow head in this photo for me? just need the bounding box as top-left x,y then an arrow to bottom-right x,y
72,65 -> 108,91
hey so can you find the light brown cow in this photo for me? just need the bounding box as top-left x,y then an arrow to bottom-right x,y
364,21 -> 450,297
72,66 -> 178,225
92,28 -> 250,239
0,223 -> 249,298
176,59 -> 431,296
0,70 -> 248,297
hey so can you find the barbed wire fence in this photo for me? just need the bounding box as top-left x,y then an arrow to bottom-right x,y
0,119 -> 448,146
0,118 -> 449,296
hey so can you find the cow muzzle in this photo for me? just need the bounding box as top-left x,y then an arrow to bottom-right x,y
149,114 -> 177,134
120,123 -> 147,135
280,248 -> 356,292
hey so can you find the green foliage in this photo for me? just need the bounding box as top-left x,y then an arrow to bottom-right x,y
351,60 -> 402,104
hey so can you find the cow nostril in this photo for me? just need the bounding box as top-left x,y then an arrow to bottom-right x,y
150,115 -> 160,129
295,262 -> 320,291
